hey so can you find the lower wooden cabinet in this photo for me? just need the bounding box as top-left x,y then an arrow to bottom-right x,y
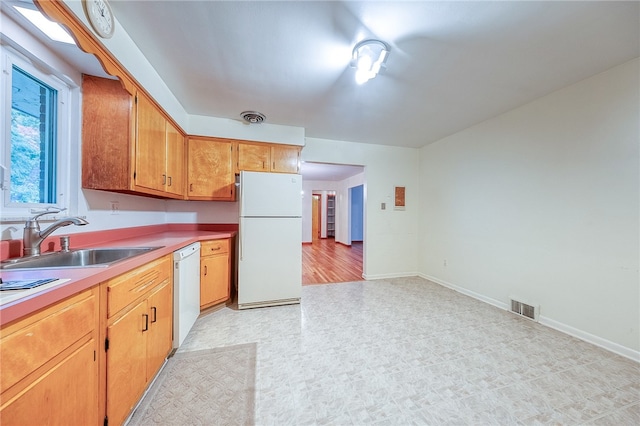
106,299 -> 148,426
146,282 -> 173,379
0,254 -> 175,425
200,238 -> 231,309
0,288 -> 100,425
105,255 -> 173,425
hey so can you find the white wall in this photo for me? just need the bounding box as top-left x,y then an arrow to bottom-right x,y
418,59 -> 640,357
189,115 -> 304,146
302,139 -> 420,279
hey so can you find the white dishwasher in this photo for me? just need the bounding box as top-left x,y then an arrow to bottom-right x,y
173,242 -> 201,349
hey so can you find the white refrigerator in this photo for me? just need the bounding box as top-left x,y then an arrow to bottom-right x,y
238,171 -> 302,309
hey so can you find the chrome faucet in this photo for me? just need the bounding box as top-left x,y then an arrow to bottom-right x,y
23,209 -> 89,256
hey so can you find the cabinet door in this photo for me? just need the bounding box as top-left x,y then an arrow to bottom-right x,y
81,75 -> 133,191
135,91 -> 167,192
187,137 -> 235,200
0,339 -> 98,426
0,292 -> 96,394
237,142 -> 270,172
0,289 -> 99,425
200,254 -> 230,308
165,121 -> 185,197
106,300 -> 148,426
146,281 -> 173,380
271,145 -> 300,173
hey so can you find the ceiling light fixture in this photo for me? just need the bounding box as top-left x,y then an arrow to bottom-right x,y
352,39 -> 389,85
13,6 -> 76,45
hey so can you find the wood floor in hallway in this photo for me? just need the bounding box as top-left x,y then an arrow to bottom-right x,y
302,239 -> 363,285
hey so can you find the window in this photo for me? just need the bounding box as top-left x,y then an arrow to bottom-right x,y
1,48 -> 71,219
10,66 -> 57,203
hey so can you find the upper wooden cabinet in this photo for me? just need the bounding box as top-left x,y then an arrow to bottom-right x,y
187,137 -> 235,201
83,77 -> 300,203
134,92 -> 166,193
82,75 -> 134,192
237,141 -> 270,172
135,93 -> 185,196
236,141 -> 301,174
165,121 -> 186,197
82,76 -> 186,199
272,144 -> 301,173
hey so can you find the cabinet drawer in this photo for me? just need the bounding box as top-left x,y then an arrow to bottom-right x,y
107,255 -> 172,317
0,289 -> 96,394
201,239 -> 229,256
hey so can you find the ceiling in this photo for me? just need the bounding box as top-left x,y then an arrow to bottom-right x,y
1,0 -> 110,77
4,1 -> 639,181
107,0 -> 639,149
300,162 -> 364,181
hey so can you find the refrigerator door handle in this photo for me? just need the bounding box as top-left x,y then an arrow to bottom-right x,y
239,222 -> 244,261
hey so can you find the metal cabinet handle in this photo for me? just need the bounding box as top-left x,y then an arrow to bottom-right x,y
142,314 -> 149,332
162,174 -> 166,185
204,265 -> 207,276
151,306 -> 157,323
168,176 -> 172,187
190,183 -> 193,192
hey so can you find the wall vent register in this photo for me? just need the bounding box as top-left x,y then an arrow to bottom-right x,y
510,298 -> 539,321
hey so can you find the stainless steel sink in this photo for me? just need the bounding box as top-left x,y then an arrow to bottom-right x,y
0,247 -> 162,270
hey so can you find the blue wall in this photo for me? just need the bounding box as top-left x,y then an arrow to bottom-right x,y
350,185 -> 364,242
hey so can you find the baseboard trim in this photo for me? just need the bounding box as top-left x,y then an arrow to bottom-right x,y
539,316 -> 640,362
419,273 -> 507,311
364,272 -> 418,280
418,273 -> 639,363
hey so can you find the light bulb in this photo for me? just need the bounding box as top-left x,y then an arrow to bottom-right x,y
352,40 -> 389,84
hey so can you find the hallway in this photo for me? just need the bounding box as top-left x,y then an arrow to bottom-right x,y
302,239 -> 363,285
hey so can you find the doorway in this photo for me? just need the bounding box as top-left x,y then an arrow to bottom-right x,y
312,194 -> 320,240
300,162 -> 365,284
349,184 -> 364,243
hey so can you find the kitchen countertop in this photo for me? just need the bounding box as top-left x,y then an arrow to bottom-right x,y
0,230 -> 235,326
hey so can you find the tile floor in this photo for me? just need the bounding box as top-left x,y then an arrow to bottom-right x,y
179,277 -> 640,425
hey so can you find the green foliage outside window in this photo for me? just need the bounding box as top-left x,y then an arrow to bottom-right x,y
9,65 -> 57,205
10,109 -> 42,203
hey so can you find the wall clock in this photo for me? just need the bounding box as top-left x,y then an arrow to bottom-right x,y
83,0 -> 115,39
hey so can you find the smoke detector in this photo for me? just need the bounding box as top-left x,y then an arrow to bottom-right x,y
240,111 -> 266,124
